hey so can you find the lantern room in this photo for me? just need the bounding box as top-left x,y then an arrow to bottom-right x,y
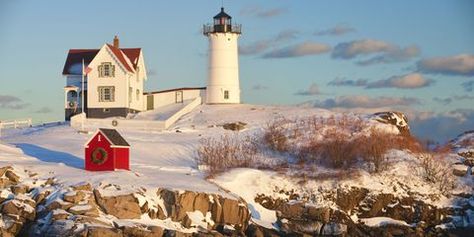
213,7 -> 232,33
84,128 -> 130,171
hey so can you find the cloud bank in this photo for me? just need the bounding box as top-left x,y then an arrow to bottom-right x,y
366,73 -> 433,89
417,54 -> 474,76
240,6 -> 287,18
331,39 -> 420,65
263,42 -> 331,58
312,95 -> 419,108
314,25 -> 356,36
0,95 -> 29,110
295,83 -> 321,96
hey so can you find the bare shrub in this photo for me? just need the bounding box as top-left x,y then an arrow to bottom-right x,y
416,153 -> 456,196
263,118 -> 289,152
317,129 -> 359,168
196,134 -> 258,177
357,129 -> 394,173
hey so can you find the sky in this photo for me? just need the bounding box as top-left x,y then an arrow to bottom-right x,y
0,0 -> 473,142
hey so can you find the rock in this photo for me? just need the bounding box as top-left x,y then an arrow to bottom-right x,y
122,225 -> 154,237
4,170 -> 20,183
147,226 -> 165,236
0,189 -> 14,203
94,189 -> 142,219
47,199 -> 75,211
74,215 -> 113,227
52,209 -> 71,220
0,178 -> 14,189
63,190 -> 86,204
33,189 -> 51,204
222,122 -> 247,131
277,201 -> 305,220
68,204 -> 100,217
10,184 -> 29,195
0,166 -> 13,177
245,224 -> 280,237
304,206 -> 331,223
359,193 -> 395,218
372,111 -> 410,136
463,157 -> 474,167
452,164 -> 469,177
321,222 -> 347,236
164,229 -> 193,237
335,187 -> 368,212
72,182 -> 92,192
1,199 -> 36,221
87,226 -> 123,237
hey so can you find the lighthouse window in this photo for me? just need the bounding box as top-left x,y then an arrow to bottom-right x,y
224,90 -> 229,99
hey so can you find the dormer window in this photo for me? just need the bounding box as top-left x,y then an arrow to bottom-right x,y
98,62 -> 115,77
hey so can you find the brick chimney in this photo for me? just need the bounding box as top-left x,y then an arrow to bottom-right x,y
113,35 -> 119,48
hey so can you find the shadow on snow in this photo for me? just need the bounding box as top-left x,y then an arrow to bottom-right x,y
15,143 -> 83,169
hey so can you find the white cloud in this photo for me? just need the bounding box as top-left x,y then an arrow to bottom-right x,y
366,73 -> 434,89
239,29 -> 299,56
263,42 -> 331,58
240,6 -> 287,18
0,95 -> 29,110
332,39 -> 420,65
315,25 -> 356,36
312,95 -> 419,108
417,54 -> 474,76
295,83 -> 321,96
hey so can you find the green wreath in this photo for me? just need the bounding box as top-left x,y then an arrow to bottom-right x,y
91,147 -> 108,165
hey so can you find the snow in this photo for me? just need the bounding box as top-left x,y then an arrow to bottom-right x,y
186,211 -> 214,229
360,217 -> 409,227
69,204 -> 92,212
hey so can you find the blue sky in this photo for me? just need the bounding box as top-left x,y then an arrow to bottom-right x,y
0,0 -> 473,142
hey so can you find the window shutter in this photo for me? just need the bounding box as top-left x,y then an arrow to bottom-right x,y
98,65 -> 103,77
112,65 -> 115,77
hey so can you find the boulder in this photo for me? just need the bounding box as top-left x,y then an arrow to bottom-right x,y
452,164 -> 469,177
47,199 -> 75,211
87,226 -> 123,237
5,170 -> 20,183
63,190 -> 86,204
1,199 -> 36,221
277,201 -> 305,220
372,111 -> 410,136
222,122 -> 247,131
68,204 -> 100,217
0,166 -> 13,177
93,189 -> 142,219
304,206 -> 331,223
72,182 -> 92,192
335,187 -> 368,212
10,184 -> 29,195
52,209 -> 71,220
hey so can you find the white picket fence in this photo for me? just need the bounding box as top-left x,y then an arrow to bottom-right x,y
0,118 -> 32,137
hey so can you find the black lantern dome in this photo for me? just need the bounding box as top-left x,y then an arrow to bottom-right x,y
204,7 -> 241,35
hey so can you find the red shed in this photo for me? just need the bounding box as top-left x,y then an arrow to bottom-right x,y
84,128 -> 130,171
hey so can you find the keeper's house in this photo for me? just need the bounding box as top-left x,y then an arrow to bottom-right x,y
62,36 -> 205,121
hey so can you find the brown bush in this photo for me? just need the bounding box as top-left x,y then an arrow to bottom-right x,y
195,134 -> 258,177
357,129 -> 394,173
263,118 -> 289,152
317,129 -> 359,168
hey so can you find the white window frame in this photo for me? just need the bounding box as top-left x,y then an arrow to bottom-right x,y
98,86 -> 115,102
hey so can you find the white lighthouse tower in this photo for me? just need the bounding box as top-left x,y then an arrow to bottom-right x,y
203,7 -> 242,104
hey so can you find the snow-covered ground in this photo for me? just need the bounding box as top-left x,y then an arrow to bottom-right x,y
1,104 -> 472,231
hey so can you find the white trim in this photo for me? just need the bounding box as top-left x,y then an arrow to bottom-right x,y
110,145 -> 130,148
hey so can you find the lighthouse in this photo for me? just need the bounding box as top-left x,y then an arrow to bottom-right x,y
203,7 -> 242,104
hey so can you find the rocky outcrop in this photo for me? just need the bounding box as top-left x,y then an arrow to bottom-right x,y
372,111 -> 410,136
94,189 -> 142,219
222,122 -> 247,131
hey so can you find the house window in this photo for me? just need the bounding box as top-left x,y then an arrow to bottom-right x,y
224,90 -> 229,100
136,89 -> 140,100
129,87 -> 133,103
98,86 -> 115,102
98,62 -> 115,77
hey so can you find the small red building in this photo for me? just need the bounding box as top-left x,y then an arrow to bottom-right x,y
84,128 -> 130,171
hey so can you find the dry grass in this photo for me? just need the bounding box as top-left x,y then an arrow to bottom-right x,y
262,118 -> 290,152
195,134 -> 258,177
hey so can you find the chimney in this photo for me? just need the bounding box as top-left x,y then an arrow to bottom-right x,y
113,35 -> 119,48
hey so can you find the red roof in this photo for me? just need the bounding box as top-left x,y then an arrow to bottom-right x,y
62,46 -> 141,75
